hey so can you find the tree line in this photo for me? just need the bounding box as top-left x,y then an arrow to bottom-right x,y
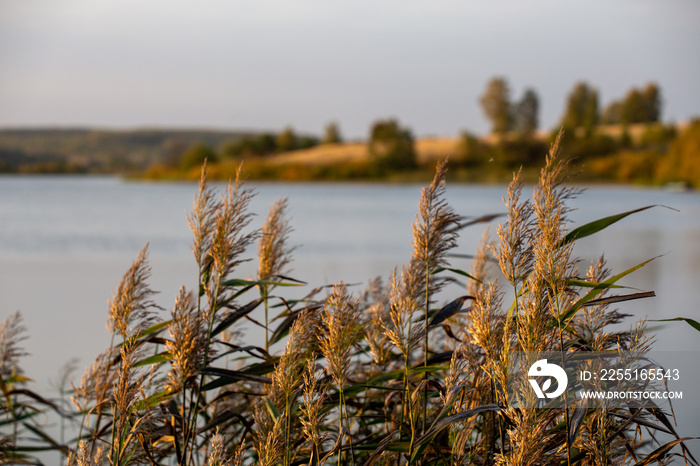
479,77 -> 663,135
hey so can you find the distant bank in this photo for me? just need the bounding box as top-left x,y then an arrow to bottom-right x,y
1,121 -> 698,188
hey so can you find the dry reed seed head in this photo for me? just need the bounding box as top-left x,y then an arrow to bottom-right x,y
468,281 -> 505,361
572,409 -> 627,466
230,441 -> 246,466
166,287 -> 207,393
207,428 -> 230,466
112,337 -> 147,419
188,164 -> 217,272
495,407 -> 554,466
625,318 -> 653,361
300,359 -> 330,450
70,349 -> 117,416
443,344 -> 467,405
532,132 -> 581,292
66,440 -> 105,466
516,274 -> 552,353
208,167 -> 258,290
0,311 -> 28,380
107,244 -> 159,339
257,196 -> 296,285
494,168 -> 535,288
270,309 -> 318,406
319,282 -> 363,389
252,403 -> 284,466
411,159 -> 460,298
572,255 -> 629,351
468,229 -> 493,298
382,268 -> 421,359
364,277 -> 393,366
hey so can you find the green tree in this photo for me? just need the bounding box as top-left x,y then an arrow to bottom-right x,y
276,127 -> 298,152
479,77 -> 512,134
323,122 -> 342,144
368,119 -> 417,171
180,143 -> 217,171
601,101 -> 623,125
602,83 -> 662,125
561,82 -> 599,132
514,88 -> 539,136
620,88 -> 647,124
642,83 -> 662,122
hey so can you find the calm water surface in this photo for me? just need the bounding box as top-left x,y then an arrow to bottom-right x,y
1,175 -> 699,450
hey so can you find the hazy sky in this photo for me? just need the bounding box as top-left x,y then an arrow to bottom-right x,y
1,0 -> 698,138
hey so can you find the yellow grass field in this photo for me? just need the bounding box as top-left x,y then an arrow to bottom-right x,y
264,137 -> 461,167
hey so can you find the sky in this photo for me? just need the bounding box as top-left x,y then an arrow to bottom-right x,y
1,0 -> 698,139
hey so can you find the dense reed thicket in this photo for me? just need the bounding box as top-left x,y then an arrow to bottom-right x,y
1,135 -> 696,465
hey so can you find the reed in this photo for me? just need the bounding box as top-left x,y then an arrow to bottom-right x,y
0,137 -> 696,466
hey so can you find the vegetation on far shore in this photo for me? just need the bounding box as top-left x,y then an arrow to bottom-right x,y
2,137 -> 699,464
1,79 -> 699,187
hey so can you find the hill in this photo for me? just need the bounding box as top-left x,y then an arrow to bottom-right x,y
0,128 -> 251,173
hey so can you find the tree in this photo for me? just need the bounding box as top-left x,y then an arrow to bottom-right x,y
180,143 -> 217,171
601,101 -> 623,125
323,122 -> 342,144
368,119 -> 417,171
276,127 -> 298,152
642,83 -> 662,122
514,88 -> 539,136
479,77 -> 512,134
620,88 -> 646,124
602,83 -> 663,125
561,82 -> 599,132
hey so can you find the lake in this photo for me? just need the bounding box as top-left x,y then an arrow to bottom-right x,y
1,175 -> 699,456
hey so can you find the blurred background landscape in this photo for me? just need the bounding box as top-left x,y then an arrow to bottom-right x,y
1,1 -> 699,186
1,1 -> 700,462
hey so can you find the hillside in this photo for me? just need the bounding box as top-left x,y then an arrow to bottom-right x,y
0,128 -> 251,173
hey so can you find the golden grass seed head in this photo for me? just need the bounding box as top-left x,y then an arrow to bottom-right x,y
0,311 -> 28,380
493,167 -> 534,288
107,244 -> 159,339
187,163 -> 217,272
210,174 -> 257,285
411,158 -> 460,300
165,287 -> 207,393
257,196 -> 296,285
269,308 -> 318,406
207,428 -> 231,466
319,282 -> 363,389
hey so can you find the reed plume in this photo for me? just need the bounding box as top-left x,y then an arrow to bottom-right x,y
531,131 -> 580,319
107,244 -> 159,340
252,404 -> 284,466
300,359 -> 330,464
258,197 -> 295,284
0,311 -> 27,380
363,277 -> 393,366
319,282 -> 362,465
319,282 -> 362,392
258,196 -> 296,351
410,158 -> 459,433
65,440 -> 105,466
572,256 -> 629,351
410,158 -> 460,303
110,338 -> 151,465
206,428 -> 230,466
166,287 -> 207,393
493,168 -> 534,310
188,163 -> 217,276
209,167 -> 257,293
269,309 -> 318,466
